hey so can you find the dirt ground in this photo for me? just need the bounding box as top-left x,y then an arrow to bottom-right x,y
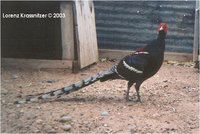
1,60 -> 199,133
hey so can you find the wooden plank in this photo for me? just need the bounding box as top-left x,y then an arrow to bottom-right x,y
74,0 -> 98,69
99,49 -> 193,62
1,58 -> 72,69
60,2 -> 75,60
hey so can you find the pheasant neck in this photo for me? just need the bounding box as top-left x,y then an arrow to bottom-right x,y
158,30 -> 166,41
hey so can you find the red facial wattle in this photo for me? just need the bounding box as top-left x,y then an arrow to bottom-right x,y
157,23 -> 168,33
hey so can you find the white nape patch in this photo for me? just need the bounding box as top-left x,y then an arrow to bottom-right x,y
123,60 -> 143,73
135,52 -> 149,55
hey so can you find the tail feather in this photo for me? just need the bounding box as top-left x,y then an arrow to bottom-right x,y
15,66 -> 117,104
99,65 -> 118,82
99,72 -> 116,82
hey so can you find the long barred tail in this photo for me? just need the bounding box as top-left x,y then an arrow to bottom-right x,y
14,66 -> 117,104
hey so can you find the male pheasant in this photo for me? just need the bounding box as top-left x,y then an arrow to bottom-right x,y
15,23 -> 168,104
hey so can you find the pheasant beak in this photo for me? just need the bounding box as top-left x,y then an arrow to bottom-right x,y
159,26 -> 164,31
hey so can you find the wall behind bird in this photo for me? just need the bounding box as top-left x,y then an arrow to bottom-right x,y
94,1 -> 195,53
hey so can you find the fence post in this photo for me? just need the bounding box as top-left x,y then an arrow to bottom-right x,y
193,0 -> 199,62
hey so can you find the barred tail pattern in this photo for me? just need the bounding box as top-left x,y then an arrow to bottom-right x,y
15,66 -> 116,104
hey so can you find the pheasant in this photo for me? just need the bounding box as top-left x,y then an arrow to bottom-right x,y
15,23 -> 168,104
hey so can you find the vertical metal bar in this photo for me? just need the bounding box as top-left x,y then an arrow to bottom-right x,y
198,1 -> 200,63
193,0 -> 199,62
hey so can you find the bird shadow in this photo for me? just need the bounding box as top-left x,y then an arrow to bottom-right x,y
38,95 -> 142,105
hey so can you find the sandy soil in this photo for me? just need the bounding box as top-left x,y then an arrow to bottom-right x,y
1,61 -> 199,133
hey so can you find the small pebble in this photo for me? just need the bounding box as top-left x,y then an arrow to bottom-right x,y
36,119 -> 43,124
47,80 -> 55,83
101,111 -> 109,116
49,129 -> 56,133
12,74 -> 19,79
171,107 -> 176,112
34,130 -> 40,133
20,109 -> 24,113
80,90 -> 86,93
1,88 -> 8,95
152,113 -> 160,117
163,80 -> 168,82
60,115 -> 72,122
63,125 -> 72,131
128,125 -> 138,133
16,104 -> 21,107
163,84 -> 168,88
36,106 -> 41,109
45,125 -> 55,133
2,100 -> 6,104
104,124 -> 108,127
